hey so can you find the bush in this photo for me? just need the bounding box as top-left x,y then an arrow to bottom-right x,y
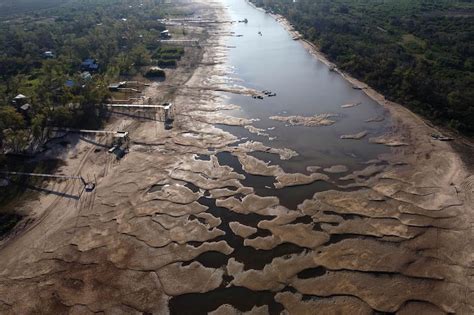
145,67 -> 166,78
152,46 -> 184,61
158,59 -> 177,67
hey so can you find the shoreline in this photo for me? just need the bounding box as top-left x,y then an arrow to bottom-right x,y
0,0 -> 472,313
267,10 -> 473,144
263,7 -> 474,175
237,4 -> 473,313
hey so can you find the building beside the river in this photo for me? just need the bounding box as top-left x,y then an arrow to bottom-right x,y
160,30 -> 171,39
81,59 -> 99,72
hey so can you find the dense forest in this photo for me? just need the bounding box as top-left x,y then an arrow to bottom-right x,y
0,0 -> 70,18
251,0 -> 473,134
0,0 -> 181,155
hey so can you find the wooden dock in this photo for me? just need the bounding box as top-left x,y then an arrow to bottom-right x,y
51,128 -> 122,135
103,103 -> 171,109
1,171 -> 82,181
158,39 -> 199,44
0,171 -> 96,191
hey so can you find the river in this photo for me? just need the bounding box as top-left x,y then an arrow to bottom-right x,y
220,0 -> 390,173
169,0 -> 394,313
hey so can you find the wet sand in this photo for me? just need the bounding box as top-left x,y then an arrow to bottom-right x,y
0,0 -> 472,314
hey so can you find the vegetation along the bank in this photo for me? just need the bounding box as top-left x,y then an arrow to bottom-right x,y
251,0 -> 474,134
0,0 -> 182,155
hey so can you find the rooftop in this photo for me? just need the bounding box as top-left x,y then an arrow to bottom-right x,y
81,72 -> 92,80
81,59 -> 99,71
20,103 -> 31,111
43,51 -> 55,58
65,80 -> 76,88
82,58 -> 96,65
14,94 -> 28,100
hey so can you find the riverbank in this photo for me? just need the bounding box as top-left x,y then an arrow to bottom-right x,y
262,5 -> 474,314
268,5 -> 474,186
272,12 -> 460,129
0,0 -> 236,312
0,0 -> 472,313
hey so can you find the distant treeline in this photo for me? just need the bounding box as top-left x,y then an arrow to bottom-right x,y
251,0 -> 474,134
0,0 -> 70,18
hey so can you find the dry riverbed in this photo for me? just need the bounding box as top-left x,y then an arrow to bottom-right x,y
0,0 -> 473,314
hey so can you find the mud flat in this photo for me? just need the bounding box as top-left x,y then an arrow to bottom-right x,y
323,164 -> 348,174
0,0 -> 246,313
0,0 -> 472,314
341,102 -> 361,109
269,113 -> 338,127
340,130 -> 368,140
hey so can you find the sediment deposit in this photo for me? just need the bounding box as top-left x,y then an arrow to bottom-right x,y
0,0 -> 472,314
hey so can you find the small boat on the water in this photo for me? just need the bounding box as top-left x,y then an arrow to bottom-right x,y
261,90 -> 277,97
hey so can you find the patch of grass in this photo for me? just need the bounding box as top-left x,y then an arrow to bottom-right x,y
401,34 -> 426,53
152,46 -> 184,67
